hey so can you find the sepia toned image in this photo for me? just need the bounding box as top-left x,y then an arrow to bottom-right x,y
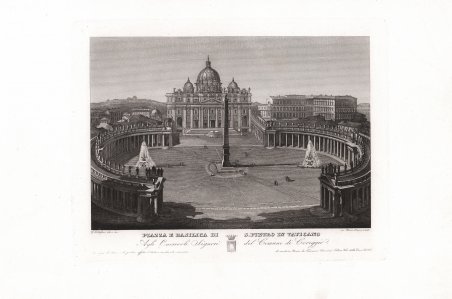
90,37 -> 371,230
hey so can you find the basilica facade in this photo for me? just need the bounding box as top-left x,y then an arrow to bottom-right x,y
166,57 -> 252,133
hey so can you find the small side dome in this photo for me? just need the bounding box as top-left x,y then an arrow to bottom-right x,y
183,77 -> 194,93
227,78 -> 240,92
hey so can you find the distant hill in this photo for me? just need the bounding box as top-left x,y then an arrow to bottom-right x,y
91,97 -> 167,114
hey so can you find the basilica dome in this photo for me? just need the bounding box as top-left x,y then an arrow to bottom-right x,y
183,77 -> 194,93
196,56 -> 222,93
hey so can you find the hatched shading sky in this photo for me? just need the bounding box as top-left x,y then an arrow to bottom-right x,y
90,37 -> 370,104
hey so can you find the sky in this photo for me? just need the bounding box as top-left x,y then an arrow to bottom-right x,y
90,37 -> 370,104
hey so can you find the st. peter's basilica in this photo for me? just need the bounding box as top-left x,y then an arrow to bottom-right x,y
166,56 -> 252,133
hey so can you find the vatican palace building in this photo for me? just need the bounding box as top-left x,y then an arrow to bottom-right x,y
166,56 -> 252,133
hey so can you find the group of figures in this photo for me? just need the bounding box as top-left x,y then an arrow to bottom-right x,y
128,165 -> 164,179
127,140 -> 164,180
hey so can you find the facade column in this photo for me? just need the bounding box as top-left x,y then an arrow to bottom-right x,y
200,107 -> 204,128
215,108 -> 218,128
285,133 -> 288,147
297,134 -> 300,147
207,107 -> 210,128
248,107 -> 252,128
230,106 -> 234,129
183,109 -> 186,130
238,106 -> 242,131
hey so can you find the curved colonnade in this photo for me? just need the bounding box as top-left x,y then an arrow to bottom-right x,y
92,118 -> 370,222
254,119 -> 371,218
91,123 -> 177,222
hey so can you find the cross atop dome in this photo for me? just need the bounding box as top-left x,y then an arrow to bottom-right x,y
206,55 -> 211,67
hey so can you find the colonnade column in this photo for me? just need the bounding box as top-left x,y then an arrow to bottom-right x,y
320,186 -> 324,208
200,108 -> 204,128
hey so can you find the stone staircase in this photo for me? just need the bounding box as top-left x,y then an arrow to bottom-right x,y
184,128 -> 242,136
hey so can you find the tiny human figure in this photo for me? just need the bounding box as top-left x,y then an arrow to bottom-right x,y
135,167 -> 139,176
128,166 -> 132,176
274,180 -> 278,186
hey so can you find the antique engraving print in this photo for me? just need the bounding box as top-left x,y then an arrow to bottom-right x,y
90,37 -> 370,230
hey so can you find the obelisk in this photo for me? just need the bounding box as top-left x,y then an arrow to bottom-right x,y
222,95 -> 231,167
